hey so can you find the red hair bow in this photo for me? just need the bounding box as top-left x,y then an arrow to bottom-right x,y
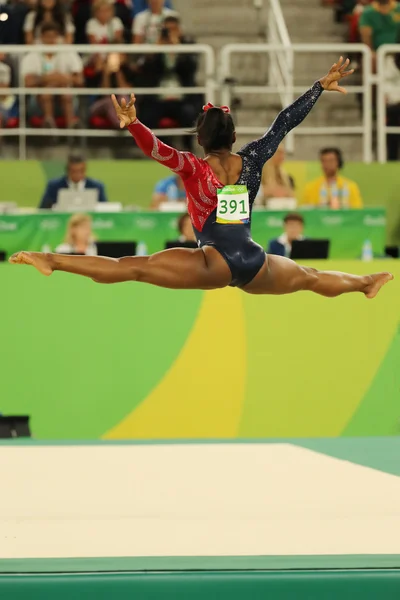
203,102 -> 231,114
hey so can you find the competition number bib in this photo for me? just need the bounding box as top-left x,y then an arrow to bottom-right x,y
216,185 -> 250,224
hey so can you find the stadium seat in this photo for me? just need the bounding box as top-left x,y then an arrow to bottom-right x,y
6,117 -> 19,128
158,117 -> 179,129
89,116 -> 113,129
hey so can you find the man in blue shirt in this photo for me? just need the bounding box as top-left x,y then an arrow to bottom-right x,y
39,154 -> 108,209
151,174 -> 187,210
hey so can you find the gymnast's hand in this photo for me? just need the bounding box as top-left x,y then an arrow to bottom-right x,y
319,57 -> 354,94
111,93 -> 137,128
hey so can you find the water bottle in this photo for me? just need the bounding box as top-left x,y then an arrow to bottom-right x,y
362,240 -> 373,262
136,241 -> 148,256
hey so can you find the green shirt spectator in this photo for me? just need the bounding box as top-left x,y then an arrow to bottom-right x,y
359,1 -> 400,50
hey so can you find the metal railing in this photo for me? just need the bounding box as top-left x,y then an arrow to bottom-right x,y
376,44 -> 400,164
220,43 -> 373,163
267,0 -> 294,152
0,42 -> 389,164
0,44 -> 216,159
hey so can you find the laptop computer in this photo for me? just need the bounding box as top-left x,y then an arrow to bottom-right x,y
290,239 -> 330,260
96,241 -> 137,258
54,189 -> 99,212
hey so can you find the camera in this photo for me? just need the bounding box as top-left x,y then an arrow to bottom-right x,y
160,27 -> 170,41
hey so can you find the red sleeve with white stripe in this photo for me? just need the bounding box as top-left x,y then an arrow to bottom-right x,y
127,119 -> 200,179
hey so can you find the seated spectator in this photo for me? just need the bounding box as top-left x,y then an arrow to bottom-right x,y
89,53 -> 137,128
166,213 -> 197,247
39,154 -> 108,209
132,0 -> 178,43
385,52 -> 400,160
86,0 -> 124,43
24,0 -> 75,45
72,0 -> 132,42
137,15 -> 199,151
132,0 -> 173,17
0,54 -> 18,129
151,174 -> 187,209
302,148 -> 363,209
21,22 -> 83,129
268,213 -> 305,258
177,213 -> 196,243
348,0 -> 370,42
84,1 -> 126,103
255,144 -> 295,207
359,0 -> 400,70
55,214 -> 98,255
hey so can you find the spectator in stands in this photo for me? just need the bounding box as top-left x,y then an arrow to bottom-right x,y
165,213 -> 197,248
39,154 -> 108,209
132,0 -> 178,43
348,0 -> 370,43
55,214 -> 98,255
177,213 -> 196,243
84,1 -> 126,102
24,0 -> 75,44
137,15 -> 199,150
0,54 -> 18,129
302,148 -> 363,208
88,53 -> 137,127
385,52 -> 400,159
268,213 -> 305,258
132,0 -> 173,17
151,174 -> 187,209
255,144 -> 296,207
21,23 -> 83,129
359,0 -> 400,70
86,0 -> 124,42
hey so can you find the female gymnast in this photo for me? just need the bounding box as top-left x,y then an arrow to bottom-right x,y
10,57 -> 393,298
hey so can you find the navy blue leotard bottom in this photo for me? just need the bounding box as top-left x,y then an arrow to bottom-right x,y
195,218 -> 266,288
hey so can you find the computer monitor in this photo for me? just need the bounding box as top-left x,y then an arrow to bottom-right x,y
165,240 -> 198,250
0,416 -> 31,439
385,246 -> 399,259
96,241 -> 137,258
54,189 -> 99,212
290,239 -> 330,260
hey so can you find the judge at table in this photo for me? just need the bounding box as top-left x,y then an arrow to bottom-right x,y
39,154 -> 108,209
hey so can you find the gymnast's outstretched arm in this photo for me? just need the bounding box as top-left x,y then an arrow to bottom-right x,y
111,94 -> 201,179
239,56 -> 354,169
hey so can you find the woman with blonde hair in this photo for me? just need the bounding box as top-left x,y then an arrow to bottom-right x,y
86,0 -> 124,44
55,214 -> 97,256
256,144 -> 295,206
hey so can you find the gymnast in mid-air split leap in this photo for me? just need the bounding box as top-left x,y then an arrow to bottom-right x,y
11,57 -> 393,298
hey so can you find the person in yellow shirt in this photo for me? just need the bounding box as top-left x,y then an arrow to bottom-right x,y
302,148 -> 363,209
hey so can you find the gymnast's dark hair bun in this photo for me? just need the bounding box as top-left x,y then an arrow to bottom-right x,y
194,108 -> 235,152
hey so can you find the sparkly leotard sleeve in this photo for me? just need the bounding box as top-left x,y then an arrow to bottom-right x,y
238,81 -> 324,173
128,82 -> 323,288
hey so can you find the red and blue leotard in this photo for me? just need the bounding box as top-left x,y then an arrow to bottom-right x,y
128,81 -> 323,287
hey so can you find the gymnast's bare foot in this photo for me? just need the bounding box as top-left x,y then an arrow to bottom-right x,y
364,272 -> 393,299
9,251 -> 54,276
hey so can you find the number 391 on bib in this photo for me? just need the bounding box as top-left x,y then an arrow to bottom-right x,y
216,185 -> 250,225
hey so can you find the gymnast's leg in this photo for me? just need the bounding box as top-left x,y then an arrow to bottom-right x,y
243,254 -> 393,299
9,247 -> 232,290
